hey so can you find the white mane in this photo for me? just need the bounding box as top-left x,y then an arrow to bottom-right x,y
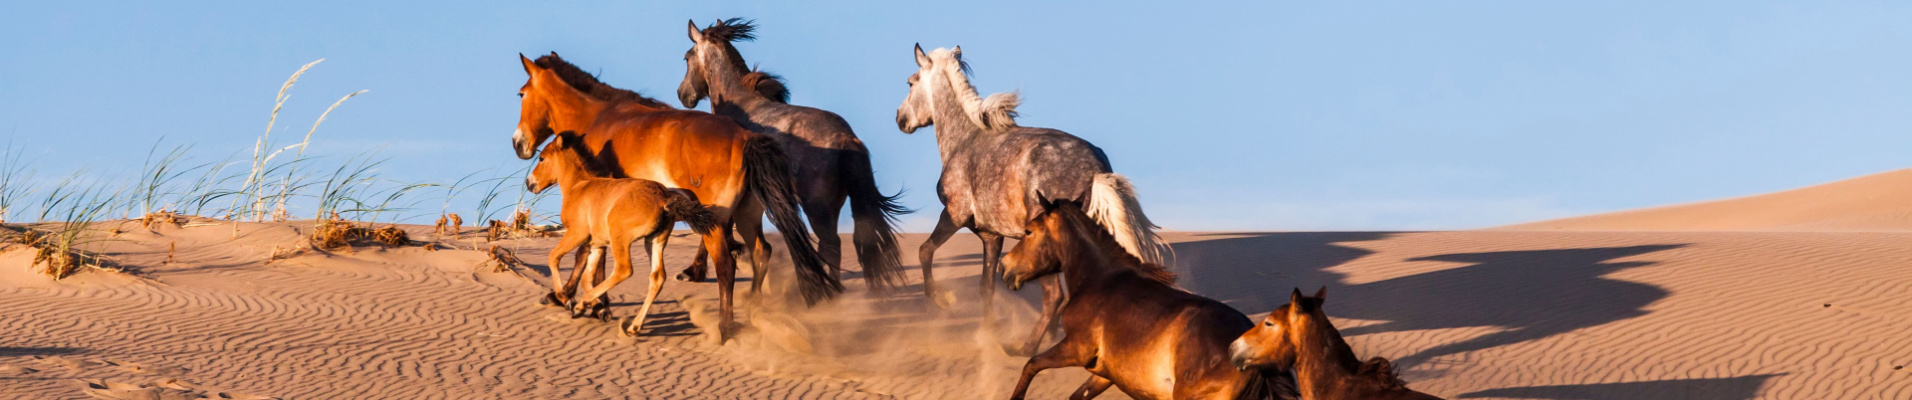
926,48 -> 1020,131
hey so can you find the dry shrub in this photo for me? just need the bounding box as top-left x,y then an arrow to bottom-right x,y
485,220 -> 507,241
139,211 -> 188,229
433,213 -> 464,238
372,226 -> 410,246
447,213 -> 462,236
20,229 -> 113,280
309,219 -> 367,250
480,244 -> 527,273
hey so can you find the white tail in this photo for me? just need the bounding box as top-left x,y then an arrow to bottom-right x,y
1085,173 -> 1168,266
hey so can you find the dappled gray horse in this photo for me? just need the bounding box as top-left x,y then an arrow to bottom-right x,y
897,45 -> 1168,355
676,19 -> 911,292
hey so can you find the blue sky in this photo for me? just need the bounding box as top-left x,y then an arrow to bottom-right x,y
3,1 -> 1910,231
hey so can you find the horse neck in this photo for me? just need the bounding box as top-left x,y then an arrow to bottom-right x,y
1293,314 -> 1365,397
1056,223 -> 1128,293
546,90 -> 608,134
928,82 -> 989,163
701,55 -> 772,117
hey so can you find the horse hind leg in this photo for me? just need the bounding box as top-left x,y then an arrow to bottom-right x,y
623,232 -> 672,337
918,209 -> 962,305
803,196 -> 845,283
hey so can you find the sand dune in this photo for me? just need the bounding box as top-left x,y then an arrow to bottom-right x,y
1503,168 -> 1912,231
3,218 -> 1910,399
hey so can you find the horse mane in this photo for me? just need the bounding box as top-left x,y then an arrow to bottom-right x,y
550,133 -> 616,178
532,54 -> 674,109
1355,357 -> 1409,391
1052,202 -> 1177,286
741,70 -> 790,103
924,47 -> 1020,132
700,18 -> 757,74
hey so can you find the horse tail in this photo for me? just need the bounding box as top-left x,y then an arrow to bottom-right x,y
1085,173 -> 1173,279
662,189 -> 716,236
742,135 -> 843,304
842,148 -> 912,290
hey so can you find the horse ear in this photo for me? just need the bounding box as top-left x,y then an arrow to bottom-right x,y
688,19 -> 704,42
951,46 -> 963,60
914,44 -> 931,68
1314,286 -> 1327,302
1290,288 -> 1304,307
520,53 -> 537,75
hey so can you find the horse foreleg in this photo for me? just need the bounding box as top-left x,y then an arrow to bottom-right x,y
624,233 -> 671,337
978,232 -> 1005,333
544,233 -> 589,306
574,239 -> 634,321
1011,273 -> 1067,356
1009,333 -> 1092,400
918,209 -> 961,300
1069,375 -> 1113,400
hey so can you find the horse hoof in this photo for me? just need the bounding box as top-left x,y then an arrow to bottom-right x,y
539,293 -> 562,307
619,315 -> 639,336
673,272 -> 694,282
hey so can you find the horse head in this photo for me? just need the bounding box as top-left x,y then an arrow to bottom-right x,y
896,44 -> 1020,135
1230,287 -> 1326,371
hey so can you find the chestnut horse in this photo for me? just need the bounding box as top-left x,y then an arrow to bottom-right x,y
1230,289 -> 1444,400
527,131 -> 716,335
999,200 -> 1294,400
514,53 -> 839,342
678,18 -> 910,291
898,45 -> 1169,356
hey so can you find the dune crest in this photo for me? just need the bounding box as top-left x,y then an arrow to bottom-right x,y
1502,168 -> 1912,231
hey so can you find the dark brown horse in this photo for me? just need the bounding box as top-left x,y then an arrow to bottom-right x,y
513,53 -> 838,342
1230,289 -> 1444,400
526,131 -> 716,335
999,200 -> 1294,400
678,18 -> 910,292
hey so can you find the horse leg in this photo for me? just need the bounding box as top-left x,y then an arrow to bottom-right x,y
732,197 -> 771,301
1010,273 -> 1068,356
567,246 -> 608,318
574,238 -> 635,321
978,232 -> 1005,333
918,209 -> 962,300
803,197 -> 844,284
1008,333 -> 1092,400
706,219 -> 739,344
676,246 -> 710,282
543,233 -> 589,306
1069,375 -> 1114,400
623,233 -> 671,336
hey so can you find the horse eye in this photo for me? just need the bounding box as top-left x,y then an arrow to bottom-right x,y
1023,229 -> 1032,236
517,93 -> 524,98
1263,320 -> 1273,327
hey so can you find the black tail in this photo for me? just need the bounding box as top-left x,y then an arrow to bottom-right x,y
842,148 -> 912,290
662,189 -> 716,236
742,136 -> 842,304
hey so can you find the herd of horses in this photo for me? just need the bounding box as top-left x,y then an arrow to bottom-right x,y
508,18 -> 1443,400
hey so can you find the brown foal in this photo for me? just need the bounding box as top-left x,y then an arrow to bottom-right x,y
527,132 -> 717,336
1229,289 -> 1443,400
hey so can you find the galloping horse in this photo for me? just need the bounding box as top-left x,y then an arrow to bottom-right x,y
513,53 -> 839,342
897,45 -> 1167,355
526,131 -> 716,335
1230,289 -> 1444,400
999,201 -> 1294,400
678,18 -> 910,292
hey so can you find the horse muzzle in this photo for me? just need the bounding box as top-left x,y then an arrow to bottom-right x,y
512,129 -> 534,159
1227,340 -> 1252,371
896,112 -> 918,134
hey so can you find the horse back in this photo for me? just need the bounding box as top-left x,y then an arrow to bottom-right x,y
582,109 -> 755,207
952,127 -> 1113,233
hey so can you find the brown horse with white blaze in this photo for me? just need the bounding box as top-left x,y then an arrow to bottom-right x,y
999,200 -> 1295,400
513,53 -> 839,342
1229,289 -> 1444,400
527,132 -> 716,335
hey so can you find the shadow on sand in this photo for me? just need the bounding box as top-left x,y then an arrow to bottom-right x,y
1171,233 -> 1685,369
1456,373 -> 1783,400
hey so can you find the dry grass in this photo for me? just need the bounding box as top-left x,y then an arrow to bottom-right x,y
139,211 -> 188,229
309,219 -> 372,250
371,226 -> 410,247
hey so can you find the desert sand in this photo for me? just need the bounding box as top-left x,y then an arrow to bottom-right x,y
5,171 -> 1912,399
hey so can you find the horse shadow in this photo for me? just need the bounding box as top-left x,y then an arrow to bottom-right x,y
1456,373 -> 1783,400
1172,233 -> 1684,369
